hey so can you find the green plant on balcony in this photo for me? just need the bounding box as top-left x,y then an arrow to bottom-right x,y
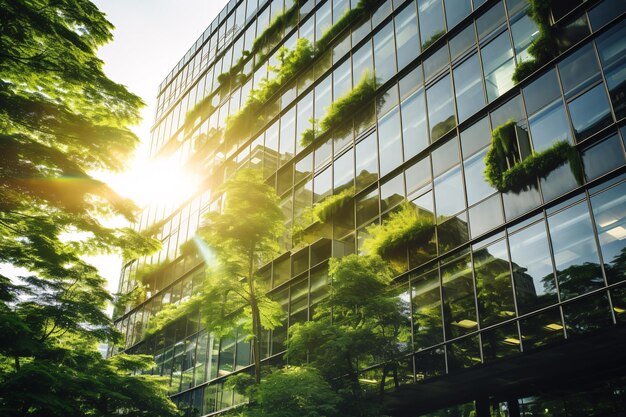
184,94 -> 215,128
252,0 -> 307,54
301,73 -> 379,147
421,30 -> 445,50
223,38 -> 316,147
484,120 -> 582,193
315,0 -> 380,53
312,186 -> 355,223
363,202 -> 435,259
512,0 -> 558,83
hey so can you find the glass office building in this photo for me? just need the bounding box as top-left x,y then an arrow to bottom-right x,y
113,0 -> 626,415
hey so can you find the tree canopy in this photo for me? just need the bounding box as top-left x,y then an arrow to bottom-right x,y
0,1 -> 177,415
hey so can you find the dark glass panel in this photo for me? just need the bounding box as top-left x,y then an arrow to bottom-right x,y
481,323 -> 521,362
523,69 -> 561,116
438,211 -> 469,254
441,251 -> 477,339
414,347 -> 446,380
460,116 -> 490,158
558,43 -> 601,98
476,0 -> 505,39
596,24 -> 626,120
548,201 -> 604,300
509,221 -> 559,314
411,268 -> 444,349
449,24 -> 476,60
563,292 -> 613,336
582,134 -> 625,181
528,99 -> 571,151
610,284 -> 626,323
591,181 -> 626,284
289,278 -> 309,327
424,45 -> 450,81
568,83 -> 613,141
519,307 -> 564,350
447,335 -> 481,370
588,0 -> 626,31
474,239 -> 515,326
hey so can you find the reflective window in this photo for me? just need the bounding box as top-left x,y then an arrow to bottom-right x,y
434,167 -> 465,219
441,252 -> 477,339
460,117 -> 491,159
427,74 -> 456,141
476,1 -> 506,39
405,157 -> 432,198
453,53 -> 485,122
380,173 -> 405,212
519,307 -> 564,350
279,107 -> 296,161
374,22 -> 397,84
558,43 -> 601,98
448,335 -> 481,370
583,134 -> 625,181
418,0 -> 446,49
437,212 -> 469,254
548,201 -> 604,300
355,132 -> 378,192
449,24 -> 476,60
352,41 -> 373,86
563,292 -> 613,336
568,84 -> 613,141
589,0 -> 626,30
395,3 -> 420,70
333,148 -> 355,192
356,188 -> 379,227
296,92 -> 314,151
509,221 -> 558,314
596,24 -> 626,120
468,193 -> 504,237
334,59 -> 352,99
523,69 -> 562,116
464,148 -> 495,206
432,137 -> 460,177
528,99 -> 571,151
401,89 -> 429,160
411,268 -> 444,349
445,0 -> 471,29
313,167 -> 332,203
481,30 -> 515,102
481,323 -> 521,361
510,9 -> 539,63
591,181 -> 626,284
474,239 -> 516,326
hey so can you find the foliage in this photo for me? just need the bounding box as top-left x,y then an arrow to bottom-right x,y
0,1 -> 175,415
251,1 -> 306,54
184,94 -> 215,128
315,0 -> 379,53
247,367 -> 341,417
313,187 -> 356,223
288,254 -> 411,406
511,0 -> 558,83
484,121 -> 582,192
301,73 -> 379,147
430,115 -> 456,141
224,39 -> 316,147
363,202 -> 435,259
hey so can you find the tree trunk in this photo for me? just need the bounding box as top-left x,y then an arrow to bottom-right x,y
248,247 -> 262,384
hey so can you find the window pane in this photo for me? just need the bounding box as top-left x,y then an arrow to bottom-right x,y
468,193 -> 503,237
355,133 -> 378,192
411,268 -> 444,349
378,107 -> 403,176
563,292 -> 613,336
528,99 -> 571,151
313,167 -> 332,203
519,307 -> 564,350
333,148 -> 355,192
589,0 -> 626,31
447,335 -> 481,370
596,24 -> 626,120
591,181 -> 626,284
356,188 -> 379,227
405,157 -> 432,197
450,24 -> 476,60
441,252 -> 477,339
445,0 -> 472,29
481,323 -> 521,361
476,1 -> 505,39
523,69 -> 561,116
432,137 -> 460,177
582,134 -> 625,181
419,0 -> 446,49
568,83 -> 613,141
474,239 -> 515,326
510,10 -> 539,63
464,149 -> 496,206
509,221 -> 558,314
280,107 -> 296,162
454,53 -> 485,122
481,30 -> 515,102
380,173 -> 405,213
558,43 -> 601,98
401,89 -> 429,160
549,201 -> 604,300
395,3 -> 420,70
373,22 -> 396,84
434,167 -> 465,218
427,74 -> 456,141
460,116 -> 491,158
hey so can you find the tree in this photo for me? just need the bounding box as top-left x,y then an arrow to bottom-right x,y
0,1 -> 175,415
287,254 -> 411,414
195,168 -> 285,383
226,367 -> 341,417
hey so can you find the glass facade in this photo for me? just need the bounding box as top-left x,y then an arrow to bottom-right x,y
113,0 -> 626,415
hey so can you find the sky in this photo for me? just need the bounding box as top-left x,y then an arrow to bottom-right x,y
88,0 -> 228,295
